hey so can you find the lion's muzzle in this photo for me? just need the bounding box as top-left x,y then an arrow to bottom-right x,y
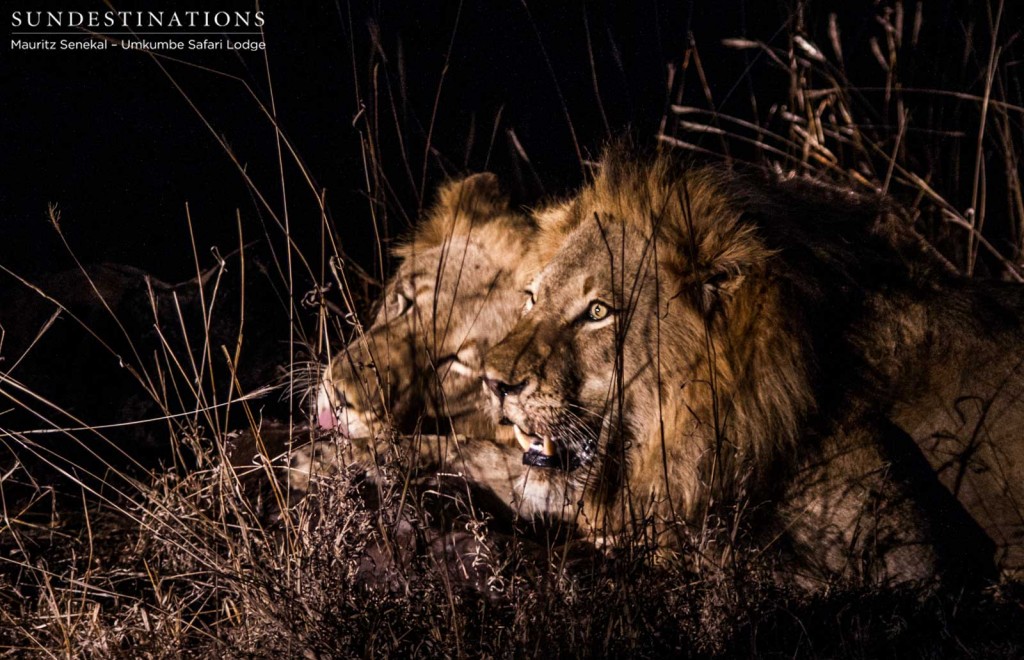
315,378 -> 372,439
315,384 -> 338,430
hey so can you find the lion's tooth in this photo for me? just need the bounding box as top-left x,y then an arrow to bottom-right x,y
513,425 -> 533,452
542,437 -> 557,457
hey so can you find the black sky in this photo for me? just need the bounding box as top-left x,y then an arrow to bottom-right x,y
1,1 -> 912,284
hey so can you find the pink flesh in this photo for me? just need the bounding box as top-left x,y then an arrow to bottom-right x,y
318,406 -> 337,430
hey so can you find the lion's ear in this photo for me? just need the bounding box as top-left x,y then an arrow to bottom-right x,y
435,172 -> 511,220
681,212 -> 770,314
698,260 -> 751,313
408,172 -> 534,254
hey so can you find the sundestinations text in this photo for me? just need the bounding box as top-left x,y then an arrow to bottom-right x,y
11,11 -> 265,29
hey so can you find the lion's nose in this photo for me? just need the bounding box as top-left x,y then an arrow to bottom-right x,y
483,376 -> 527,399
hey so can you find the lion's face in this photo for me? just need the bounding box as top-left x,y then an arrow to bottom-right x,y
483,215 -> 719,523
318,240 -> 522,437
317,174 -> 536,438
482,157 -> 795,522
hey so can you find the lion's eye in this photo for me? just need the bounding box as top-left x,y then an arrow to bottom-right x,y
523,289 -> 536,312
585,301 -> 611,322
388,290 -> 413,317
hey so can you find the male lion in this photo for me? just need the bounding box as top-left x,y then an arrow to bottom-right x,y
855,248 -> 1024,578
473,150 -> 1005,587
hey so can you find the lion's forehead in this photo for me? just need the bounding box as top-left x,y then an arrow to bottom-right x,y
397,241 -> 505,296
534,263 -> 598,302
405,239 -> 490,272
534,218 -> 656,305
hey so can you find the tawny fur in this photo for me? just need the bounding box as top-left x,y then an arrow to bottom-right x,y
315,172 -> 537,441
481,148 -> 1017,587
310,150 -> 1024,589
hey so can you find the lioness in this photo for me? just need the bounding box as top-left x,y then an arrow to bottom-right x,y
295,174 -> 541,497
314,172 -> 536,440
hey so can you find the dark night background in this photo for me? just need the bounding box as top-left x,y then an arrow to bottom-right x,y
1,1 -> 913,285
4,5 -> 1024,655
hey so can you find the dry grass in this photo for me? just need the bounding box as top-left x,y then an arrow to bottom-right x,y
660,0 -> 1023,279
2,1 -> 1023,657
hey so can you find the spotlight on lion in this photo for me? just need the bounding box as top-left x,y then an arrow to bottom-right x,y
2,1 -> 1023,656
